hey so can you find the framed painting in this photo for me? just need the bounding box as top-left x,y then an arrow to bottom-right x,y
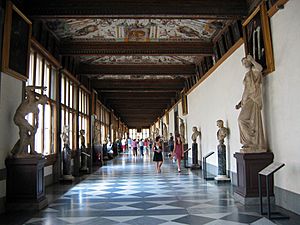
181,90 -> 188,116
242,2 -> 274,74
2,1 -> 32,81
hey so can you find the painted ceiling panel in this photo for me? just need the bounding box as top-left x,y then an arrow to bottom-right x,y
79,55 -> 200,65
46,19 -> 225,41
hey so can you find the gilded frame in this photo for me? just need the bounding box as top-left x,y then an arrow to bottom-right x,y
242,2 -> 274,74
181,90 -> 188,116
2,1 -> 32,81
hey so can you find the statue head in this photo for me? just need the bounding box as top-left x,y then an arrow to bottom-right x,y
241,55 -> 252,68
192,126 -> 198,133
216,120 -> 224,128
63,125 -> 69,133
80,129 -> 85,135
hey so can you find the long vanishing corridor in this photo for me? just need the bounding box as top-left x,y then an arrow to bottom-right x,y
18,153 -> 285,225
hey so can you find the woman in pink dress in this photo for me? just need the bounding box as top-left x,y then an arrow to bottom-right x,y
173,134 -> 184,172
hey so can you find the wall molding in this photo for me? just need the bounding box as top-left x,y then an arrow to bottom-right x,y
0,168 -> 6,181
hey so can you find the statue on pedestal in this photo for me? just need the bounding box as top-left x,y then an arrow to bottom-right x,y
61,125 -> 73,179
11,86 -> 48,158
80,129 -> 88,171
235,55 -> 266,153
215,120 -> 230,182
163,123 -> 168,141
178,117 -> 186,144
191,126 -> 201,169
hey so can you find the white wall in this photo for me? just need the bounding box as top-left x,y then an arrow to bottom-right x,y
264,0 -> 300,195
168,108 -> 174,136
185,46 -> 245,172
0,72 -> 23,197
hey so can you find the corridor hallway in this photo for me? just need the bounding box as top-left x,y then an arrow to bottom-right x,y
11,154 -> 289,225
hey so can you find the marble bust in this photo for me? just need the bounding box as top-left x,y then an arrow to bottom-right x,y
216,120 -> 228,145
191,126 -> 200,143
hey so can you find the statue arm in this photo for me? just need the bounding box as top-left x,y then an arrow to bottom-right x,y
248,55 -> 263,72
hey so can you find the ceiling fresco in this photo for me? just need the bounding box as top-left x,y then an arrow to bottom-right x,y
91,75 -> 188,80
79,55 -> 200,65
46,19 -> 225,42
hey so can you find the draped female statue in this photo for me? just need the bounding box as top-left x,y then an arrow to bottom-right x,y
235,55 -> 266,152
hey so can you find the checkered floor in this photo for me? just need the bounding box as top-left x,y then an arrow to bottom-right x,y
24,153 -> 277,225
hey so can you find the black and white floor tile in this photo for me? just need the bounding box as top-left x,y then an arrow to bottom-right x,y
22,154 -> 287,225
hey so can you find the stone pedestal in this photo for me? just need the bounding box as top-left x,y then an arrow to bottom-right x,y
5,157 -> 48,211
191,143 -> 200,169
215,144 -> 230,182
61,145 -> 74,182
234,152 -> 274,205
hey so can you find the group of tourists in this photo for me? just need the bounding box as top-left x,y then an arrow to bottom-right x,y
153,133 -> 184,173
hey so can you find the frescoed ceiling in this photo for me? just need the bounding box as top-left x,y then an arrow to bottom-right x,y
79,56 -> 201,65
25,0 -> 247,128
46,19 -> 225,42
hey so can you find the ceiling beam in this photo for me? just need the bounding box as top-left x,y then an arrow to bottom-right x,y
60,41 -> 213,56
25,0 -> 247,19
98,89 -> 178,93
79,64 -> 196,76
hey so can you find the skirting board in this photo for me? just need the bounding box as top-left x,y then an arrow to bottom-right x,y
275,186 -> 300,216
0,196 -> 5,214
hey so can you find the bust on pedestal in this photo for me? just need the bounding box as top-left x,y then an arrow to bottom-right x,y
6,86 -> 48,211
214,120 -> 230,182
191,126 -> 201,169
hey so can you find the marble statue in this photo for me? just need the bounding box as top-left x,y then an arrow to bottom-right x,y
154,127 -> 160,139
61,125 -> 70,146
191,126 -> 200,169
163,123 -> 168,140
215,119 -> 230,181
235,55 -> 266,152
80,129 -> 86,149
216,120 -> 228,144
61,125 -> 72,178
80,129 -> 88,171
191,126 -> 200,143
93,119 -> 101,145
11,86 -> 48,157
178,117 -> 186,143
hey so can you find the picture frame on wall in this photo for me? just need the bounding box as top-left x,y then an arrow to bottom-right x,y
2,1 -> 32,81
181,90 -> 188,116
242,2 -> 274,74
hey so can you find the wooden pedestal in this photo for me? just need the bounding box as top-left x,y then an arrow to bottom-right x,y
234,152 -> 274,204
5,157 -> 48,211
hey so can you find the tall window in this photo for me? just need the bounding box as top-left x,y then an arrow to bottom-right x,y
61,73 -> 77,149
79,88 -> 90,145
26,50 -> 57,155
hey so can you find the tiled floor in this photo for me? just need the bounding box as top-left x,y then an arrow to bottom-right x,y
1,153 -> 299,225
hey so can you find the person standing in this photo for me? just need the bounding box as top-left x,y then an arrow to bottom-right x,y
168,134 -> 174,158
121,138 -> 126,153
153,136 -> 163,173
173,134 -> 184,172
139,139 -> 144,156
132,139 -> 137,156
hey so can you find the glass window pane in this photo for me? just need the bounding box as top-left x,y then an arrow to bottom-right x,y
44,104 -> 51,155
66,78 -> 69,107
50,68 -> 57,100
61,76 -> 65,104
34,105 -> 43,154
70,83 -> 73,109
35,55 -> 43,94
27,52 -> 34,86
44,63 -> 50,97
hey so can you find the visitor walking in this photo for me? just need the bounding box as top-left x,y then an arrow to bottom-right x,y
153,136 -> 163,173
173,134 -> 184,172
